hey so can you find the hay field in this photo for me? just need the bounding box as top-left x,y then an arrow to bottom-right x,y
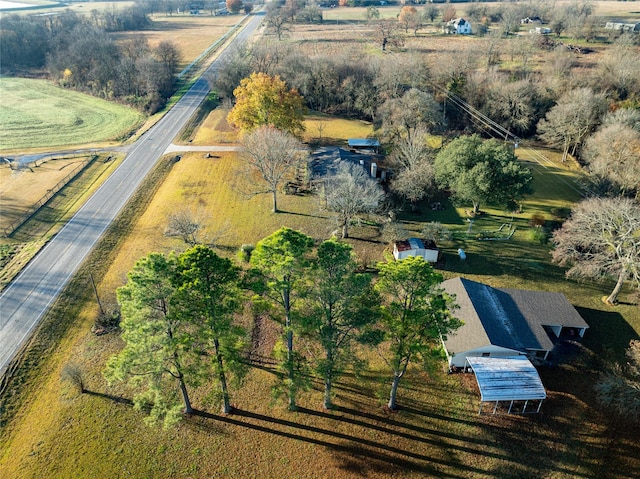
111,13 -> 245,70
0,78 -> 143,153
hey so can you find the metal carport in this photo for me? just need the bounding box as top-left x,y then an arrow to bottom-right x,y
465,356 -> 547,415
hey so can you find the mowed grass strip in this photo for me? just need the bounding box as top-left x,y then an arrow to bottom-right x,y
0,78 -> 143,152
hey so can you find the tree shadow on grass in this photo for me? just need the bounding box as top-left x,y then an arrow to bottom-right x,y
577,306 -> 640,363
193,408 -> 480,478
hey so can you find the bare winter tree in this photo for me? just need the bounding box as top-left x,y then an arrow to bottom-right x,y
165,208 -> 231,248
583,123 -> 640,198
602,108 -> 640,132
266,5 -> 290,41
374,19 -> 403,52
165,208 -> 208,246
537,87 -> 608,162
597,40 -> 640,100
380,221 -> 410,245
377,89 -> 443,140
323,163 -> 385,239
421,222 -> 452,243
552,197 -> 640,305
389,128 -> 437,211
241,126 -> 307,213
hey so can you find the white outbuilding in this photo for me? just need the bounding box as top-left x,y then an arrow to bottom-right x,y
393,238 -> 439,263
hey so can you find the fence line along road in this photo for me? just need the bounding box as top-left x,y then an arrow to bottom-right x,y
0,13 -> 265,378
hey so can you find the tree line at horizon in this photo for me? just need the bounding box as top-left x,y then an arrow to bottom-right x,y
1,4 -> 181,112
102,228 -> 461,428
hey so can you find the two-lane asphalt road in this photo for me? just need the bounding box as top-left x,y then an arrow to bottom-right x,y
0,13 -> 264,377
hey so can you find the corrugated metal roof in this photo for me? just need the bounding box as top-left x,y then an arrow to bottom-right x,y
467,356 -> 546,402
394,238 -> 438,253
347,138 -> 380,147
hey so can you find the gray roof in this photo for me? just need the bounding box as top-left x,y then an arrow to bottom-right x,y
442,278 -> 589,354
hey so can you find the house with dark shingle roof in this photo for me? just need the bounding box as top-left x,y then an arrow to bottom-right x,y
441,277 -> 589,368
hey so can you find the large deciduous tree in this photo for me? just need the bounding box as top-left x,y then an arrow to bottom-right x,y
374,257 -> 460,411
104,253 -> 203,428
301,239 -> 380,409
323,163 -> 385,239
389,128 -> 437,211
175,245 -> 247,414
266,4 -> 290,40
240,126 -> 307,213
227,72 -> 306,136
250,227 -> 314,410
552,197 -> 640,305
434,134 -> 533,214
537,87 -> 608,162
377,88 -> 443,140
582,123 -> 640,198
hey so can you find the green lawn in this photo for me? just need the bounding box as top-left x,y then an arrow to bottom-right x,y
0,78 -> 143,152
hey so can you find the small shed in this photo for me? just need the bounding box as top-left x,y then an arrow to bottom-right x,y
466,356 -> 546,415
347,138 -> 380,154
393,238 -> 439,263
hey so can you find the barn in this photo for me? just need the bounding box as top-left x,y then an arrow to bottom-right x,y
347,138 -> 380,154
441,277 -> 589,369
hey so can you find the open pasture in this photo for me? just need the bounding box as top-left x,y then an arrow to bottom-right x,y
0,78 -> 143,153
111,13 -> 245,70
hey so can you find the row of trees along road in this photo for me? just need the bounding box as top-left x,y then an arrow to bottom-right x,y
105,231 -> 460,427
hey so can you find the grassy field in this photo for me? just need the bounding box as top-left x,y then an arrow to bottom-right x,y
0,78 -> 143,153
111,13 -> 245,71
0,153 -> 123,289
1,107 -> 639,478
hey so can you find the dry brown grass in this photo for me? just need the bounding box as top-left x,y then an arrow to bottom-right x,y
112,14 -> 244,69
0,156 -> 96,231
191,107 -> 238,144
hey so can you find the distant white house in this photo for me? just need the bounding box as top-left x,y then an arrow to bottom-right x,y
393,238 -> 439,263
441,277 -> 589,369
444,18 -> 472,35
529,27 -> 551,35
